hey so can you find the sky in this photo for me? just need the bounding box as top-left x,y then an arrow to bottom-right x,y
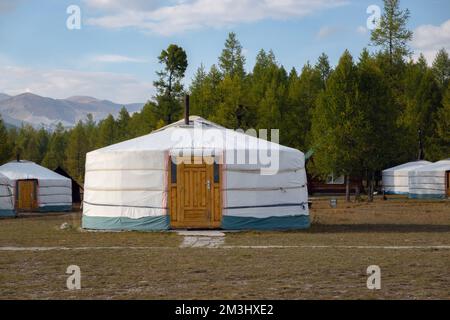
0,0 -> 449,104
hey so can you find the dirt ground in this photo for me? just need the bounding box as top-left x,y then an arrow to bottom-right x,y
0,196 -> 449,299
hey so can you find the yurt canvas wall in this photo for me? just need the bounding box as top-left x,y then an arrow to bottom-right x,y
408,159 -> 450,199
382,161 -> 432,195
0,173 -> 15,217
82,117 -> 309,231
0,161 -> 72,212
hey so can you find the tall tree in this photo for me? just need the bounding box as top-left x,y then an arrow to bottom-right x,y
116,107 -> 131,142
36,128 -> 50,164
286,62 -> 322,150
219,32 -> 246,79
370,0 -> 412,63
129,101 -> 158,137
42,123 -> 67,169
431,48 -> 450,89
311,50 -> 364,201
190,64 -> 223,119
84,113 -> 97,151
315,53 -> 332,89
153,44 -> 188,124
96,115 -> 117,148
14,125 -> 40,162
402,55 -> 442,160
190,64 -> 209,117
356,49 -> 397,200
212,75 -> 244,128
428,83 -> 450,160
65,121 -> 88,182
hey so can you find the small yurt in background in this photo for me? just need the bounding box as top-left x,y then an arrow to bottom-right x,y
0,173 -> 15,217
382,160 -> 432,195
82,116 -> 309,231
408,159 -> 450,199
0,160 -> 72,212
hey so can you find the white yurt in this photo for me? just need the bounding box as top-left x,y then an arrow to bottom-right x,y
408,159 -> 450,199
0,160 -> 72,212
0,173 -> 15,217
82,116 -> 309,231
382,160 -> 432,195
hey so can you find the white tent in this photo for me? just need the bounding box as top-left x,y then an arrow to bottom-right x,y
82,116 -> 309,231
408,159 -> 450,199
382,160 -> 432,195
0,160 -> 72,212
0,173 -> 15,217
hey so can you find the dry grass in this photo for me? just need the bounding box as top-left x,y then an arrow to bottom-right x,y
0,196 -> 449,299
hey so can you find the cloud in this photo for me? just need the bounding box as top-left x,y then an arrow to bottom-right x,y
84,0 -> 348,35
317,26 -> 339,39
90,54 -> 148,63
0,65 -> 154,103
356,25 -> 368,35
412,19 -> 450,64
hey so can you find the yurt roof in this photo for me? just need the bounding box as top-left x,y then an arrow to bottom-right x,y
0,160 -> 71,181
411,159 -> 450,172
90,116 -> 302,155
0,172 -> 10,184
383,160 -> 432,173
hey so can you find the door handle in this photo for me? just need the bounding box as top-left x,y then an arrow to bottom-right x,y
206,180 -> 211,190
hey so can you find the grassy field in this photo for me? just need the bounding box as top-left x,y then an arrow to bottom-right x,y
0,196 -> 449,299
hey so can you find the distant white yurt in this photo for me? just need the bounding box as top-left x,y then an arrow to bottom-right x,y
0,161 -> 72,212
408,159 -> 450,199
82,116 -> 309,231
0,173 -> 15,217
382,160 -> 432,195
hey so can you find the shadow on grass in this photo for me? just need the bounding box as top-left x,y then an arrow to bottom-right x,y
307,223 -> 450,234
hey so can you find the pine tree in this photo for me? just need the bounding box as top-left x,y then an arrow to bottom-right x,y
356,48 -> 397,200
402,55 -> 442,160
14,125 -> 40,162
370,0 -> 413,62
129,101 -> 158,137
429,83 -> 450,160
116,107 -> 131,142
153,44 -> 188,124
315,53 -> 332,89
219,32 -> 246,79
190,64 -> 209,117
42,123 -> 67,169
431,48 -> 450,89
286,62 -> 322,150
96,115 -> 117,148
65,121 -> 88,182
36,127 -> 50,164
212,75 -> 243,128
311,50 -> 364,201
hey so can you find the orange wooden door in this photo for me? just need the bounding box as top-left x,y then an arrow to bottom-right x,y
170,157 -> 221,229
18,180 -> 37,211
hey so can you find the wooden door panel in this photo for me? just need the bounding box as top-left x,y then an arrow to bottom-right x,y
170,156 -> 221,229
17,180 -> 37,211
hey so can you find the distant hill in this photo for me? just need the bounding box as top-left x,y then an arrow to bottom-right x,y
0,93 -> 11,102
0,93 -> 145,129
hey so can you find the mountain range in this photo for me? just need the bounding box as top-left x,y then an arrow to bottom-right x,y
0,92 -> 145,129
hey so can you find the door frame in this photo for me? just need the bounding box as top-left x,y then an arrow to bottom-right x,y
446,170 -> 450,198
168,155 -> 222,229
16,179 -> 39,212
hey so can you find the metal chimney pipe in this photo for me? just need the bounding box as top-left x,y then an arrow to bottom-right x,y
184,94 -> 190,125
